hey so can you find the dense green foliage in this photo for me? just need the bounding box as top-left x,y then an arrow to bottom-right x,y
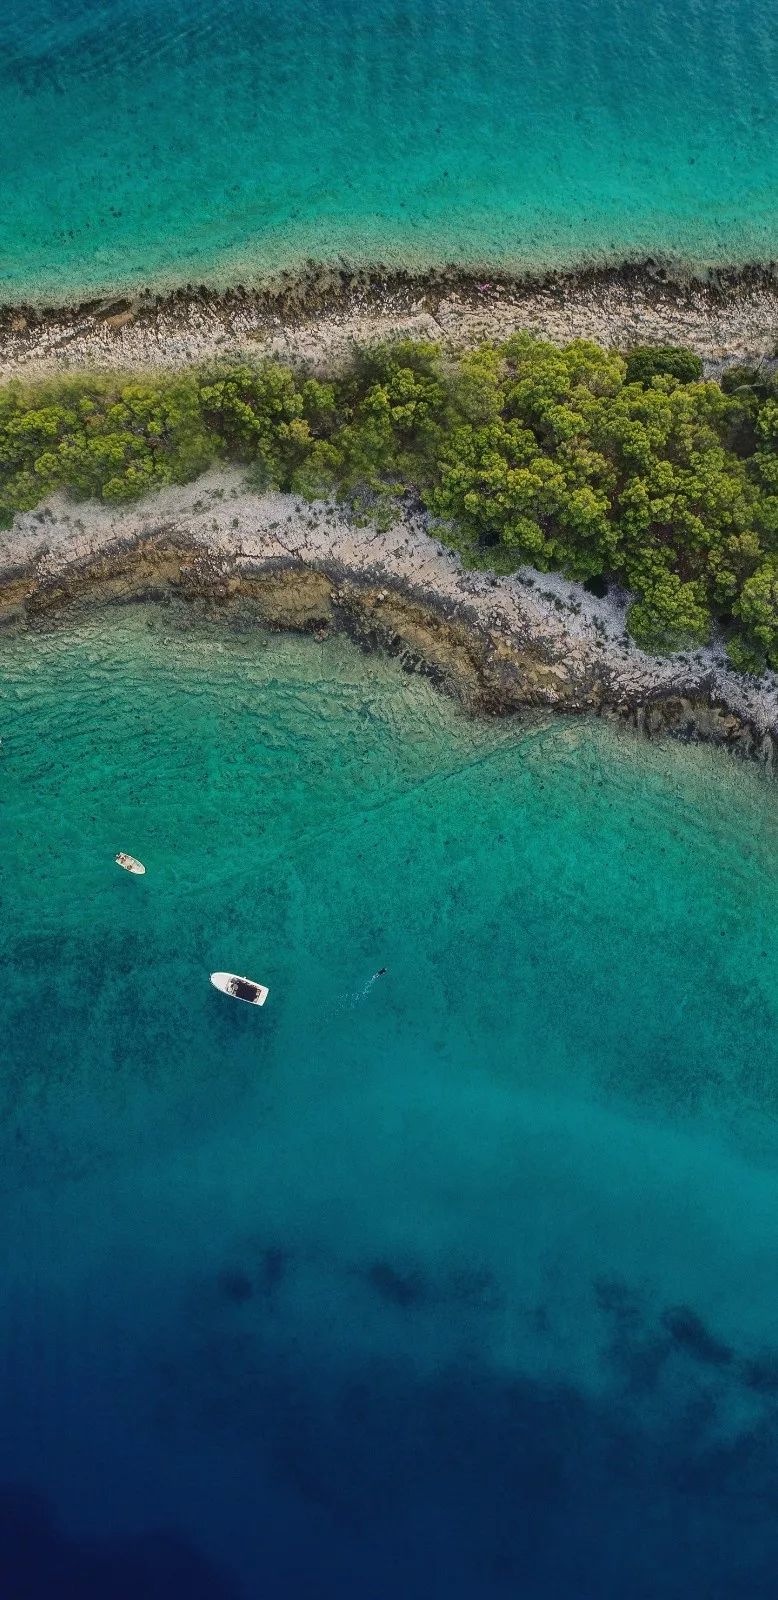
624,345 -> 704,387
2,338 -> 778,671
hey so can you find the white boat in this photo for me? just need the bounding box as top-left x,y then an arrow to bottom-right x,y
115,852 -> 146,875
210,971 -> 269,1006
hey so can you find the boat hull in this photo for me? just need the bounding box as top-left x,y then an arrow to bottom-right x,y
210,972 -> 269,1006
115,852 -> 145,875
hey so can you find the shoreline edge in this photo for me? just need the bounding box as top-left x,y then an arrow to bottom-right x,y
2,470 -> 776,770
2,262 -> 778,381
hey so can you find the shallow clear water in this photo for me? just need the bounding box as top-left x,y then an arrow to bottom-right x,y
1,605 -> 777,1597
2,0 -> 777,301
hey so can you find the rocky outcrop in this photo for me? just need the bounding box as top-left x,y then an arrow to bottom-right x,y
3,518 -> 775,772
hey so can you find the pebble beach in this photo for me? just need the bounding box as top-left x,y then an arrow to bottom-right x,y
3,469 -> 776,760
2,267 -> 778,381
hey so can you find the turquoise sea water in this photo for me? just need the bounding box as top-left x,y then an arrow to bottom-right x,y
1,603 -> 777,1595
1,0 -> 778,302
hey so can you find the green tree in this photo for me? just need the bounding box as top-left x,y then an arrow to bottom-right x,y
734,559 -> 778,666
625,346 -> 704,386
199,362 -> 306,485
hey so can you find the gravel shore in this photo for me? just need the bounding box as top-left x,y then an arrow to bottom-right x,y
1,265 -> 778,381
2,470 -> 776,764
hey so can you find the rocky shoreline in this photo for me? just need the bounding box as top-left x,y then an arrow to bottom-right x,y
2,262 -> 778,380
1,470 -> 776,771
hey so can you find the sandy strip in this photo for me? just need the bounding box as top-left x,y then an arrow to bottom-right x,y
2,269 -> 778,381
1,471 -> 775,761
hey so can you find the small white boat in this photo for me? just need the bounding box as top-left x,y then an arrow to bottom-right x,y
115,852 -> 146,875
210,971 -> 269,1006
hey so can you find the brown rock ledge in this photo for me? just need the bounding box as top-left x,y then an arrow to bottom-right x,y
2,494 -> 775,773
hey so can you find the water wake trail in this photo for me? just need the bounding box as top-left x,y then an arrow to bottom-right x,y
349,968 -> 387,1007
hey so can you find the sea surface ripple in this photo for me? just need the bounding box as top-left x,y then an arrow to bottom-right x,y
1,0 -> 777,300
0,607 -> 777,1596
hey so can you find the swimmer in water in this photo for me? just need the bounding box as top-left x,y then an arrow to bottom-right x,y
350,967 -> 388,1007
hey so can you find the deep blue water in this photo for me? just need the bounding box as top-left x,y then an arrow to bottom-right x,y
1,607 -> 778,1596
1,0 -> 777,300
